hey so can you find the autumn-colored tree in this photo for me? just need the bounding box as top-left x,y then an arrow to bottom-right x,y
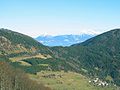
0,62 -> 51,90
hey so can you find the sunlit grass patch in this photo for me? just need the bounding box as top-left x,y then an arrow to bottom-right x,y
29,71 -> 117,90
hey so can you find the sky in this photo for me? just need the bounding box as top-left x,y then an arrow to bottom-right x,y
0,0 -> 120,37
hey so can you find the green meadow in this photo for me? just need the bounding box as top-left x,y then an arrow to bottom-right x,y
29,71 -> 117,90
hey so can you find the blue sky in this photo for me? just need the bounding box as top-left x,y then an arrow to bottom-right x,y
0,0 -> 120,37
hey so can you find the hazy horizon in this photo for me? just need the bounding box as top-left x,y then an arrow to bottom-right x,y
1,0 -> 120,37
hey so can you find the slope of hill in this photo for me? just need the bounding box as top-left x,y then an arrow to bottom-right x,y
30,71 -> 116,90
0,62 -> 51,90
0,28 -> 51,55
51,29 -> 120,86
1,28 -> 120,88
36,34 -> 95,46
0,28 -> 56,73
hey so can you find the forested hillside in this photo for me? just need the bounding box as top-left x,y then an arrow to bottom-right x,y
51,29 -> 120,86
1,28 -> 120,88
0,28 -> 73,74
0,28 -> 51,56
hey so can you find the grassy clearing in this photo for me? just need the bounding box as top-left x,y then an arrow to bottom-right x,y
29,71 -> 117,90
18,61 -> 32,66
9,54 -> 52,62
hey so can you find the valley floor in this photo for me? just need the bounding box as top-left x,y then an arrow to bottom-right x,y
29,71 -> 117,90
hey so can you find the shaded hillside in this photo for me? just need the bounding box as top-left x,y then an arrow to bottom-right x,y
52,29 -> 120,85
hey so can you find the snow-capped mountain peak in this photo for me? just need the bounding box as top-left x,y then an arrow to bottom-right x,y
35,34 -> 96,46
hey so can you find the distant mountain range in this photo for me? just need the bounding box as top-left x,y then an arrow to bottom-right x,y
35,34 -> 95,46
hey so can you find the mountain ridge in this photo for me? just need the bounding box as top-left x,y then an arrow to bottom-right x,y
36,34 -> 95,46
0,28 -> 52,56
50,29 -> 120,85
1,28 -> 120,86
